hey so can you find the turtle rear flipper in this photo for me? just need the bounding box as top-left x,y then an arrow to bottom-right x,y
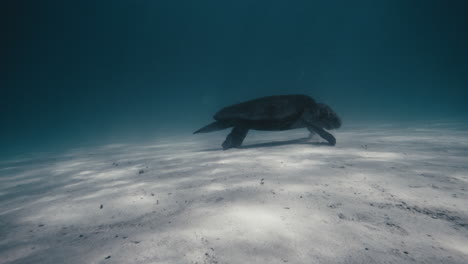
193,121 -> 232,134
222,126 -> 249,150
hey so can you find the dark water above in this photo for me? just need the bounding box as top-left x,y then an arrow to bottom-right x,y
2,0 -> 468,157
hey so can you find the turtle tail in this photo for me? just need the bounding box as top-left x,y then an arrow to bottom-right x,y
193,121 -> 233,134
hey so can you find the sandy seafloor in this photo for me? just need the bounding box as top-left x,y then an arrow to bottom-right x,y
1,123 -> 467,264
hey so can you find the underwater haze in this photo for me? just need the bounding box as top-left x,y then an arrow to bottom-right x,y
0,0 -> 468,156
3,0 -> 468,156
3,1 -> 468,263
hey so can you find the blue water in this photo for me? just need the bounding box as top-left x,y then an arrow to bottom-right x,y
3,0 -> 468,157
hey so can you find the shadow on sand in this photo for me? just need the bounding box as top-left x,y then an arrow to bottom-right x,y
199,137 -> 333,152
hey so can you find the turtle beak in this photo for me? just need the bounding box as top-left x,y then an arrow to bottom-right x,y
335,117 -> 342,129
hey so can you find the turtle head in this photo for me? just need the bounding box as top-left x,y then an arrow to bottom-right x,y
304,103 -> 341,130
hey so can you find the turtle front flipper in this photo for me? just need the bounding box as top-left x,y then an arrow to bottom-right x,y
222,126 -> 249,150
307,125 -> 336,146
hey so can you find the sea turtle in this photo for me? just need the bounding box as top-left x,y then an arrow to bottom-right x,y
194,94 -> 341,150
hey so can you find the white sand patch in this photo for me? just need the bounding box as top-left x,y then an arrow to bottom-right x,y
0,123 -> 467,263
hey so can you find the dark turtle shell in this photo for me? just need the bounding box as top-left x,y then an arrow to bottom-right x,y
214,95 -> 316,121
